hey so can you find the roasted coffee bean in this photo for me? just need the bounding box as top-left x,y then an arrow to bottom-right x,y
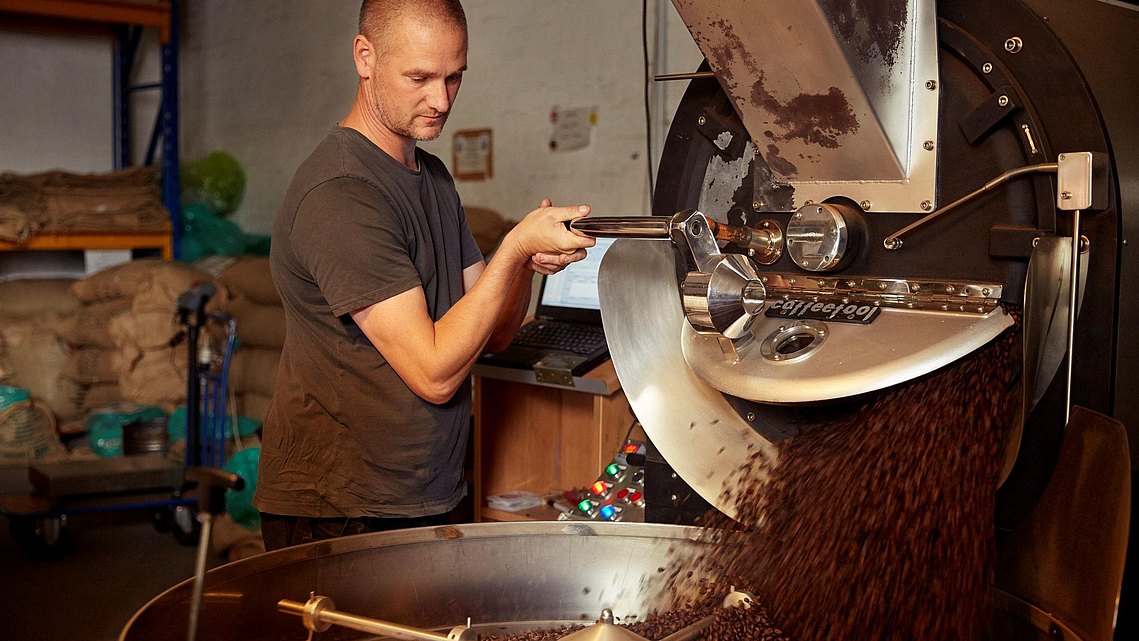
482,312 -> 1019,641
681,310 -> 1022,641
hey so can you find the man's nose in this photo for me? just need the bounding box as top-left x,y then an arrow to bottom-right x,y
425,80 -> 452,114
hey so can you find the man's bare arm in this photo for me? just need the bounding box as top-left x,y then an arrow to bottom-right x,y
350,204 -> 593,403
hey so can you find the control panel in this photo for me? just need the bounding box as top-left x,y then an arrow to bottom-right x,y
559,439 -> 647,522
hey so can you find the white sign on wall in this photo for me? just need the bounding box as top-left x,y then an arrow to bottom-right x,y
549,106 -> 597,152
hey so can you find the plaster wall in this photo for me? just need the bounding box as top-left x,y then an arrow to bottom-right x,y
0,2 -> 701,235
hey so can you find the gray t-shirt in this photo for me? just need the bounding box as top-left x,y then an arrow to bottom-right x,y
254,126 -> 483,518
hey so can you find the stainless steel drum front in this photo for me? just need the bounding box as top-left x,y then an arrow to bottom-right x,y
119,522 -> 712,641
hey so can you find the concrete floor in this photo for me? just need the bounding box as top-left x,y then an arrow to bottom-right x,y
0,507 -> 225,641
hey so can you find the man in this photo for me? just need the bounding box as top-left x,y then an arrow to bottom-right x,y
254,0 -> 595,550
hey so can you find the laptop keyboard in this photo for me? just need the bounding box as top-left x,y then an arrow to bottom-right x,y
513,321 -> 607,355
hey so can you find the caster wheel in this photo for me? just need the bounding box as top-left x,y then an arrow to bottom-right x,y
10,515 -> 73,560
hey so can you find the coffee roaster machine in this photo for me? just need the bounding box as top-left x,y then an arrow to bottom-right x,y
121,1 -> 1135,640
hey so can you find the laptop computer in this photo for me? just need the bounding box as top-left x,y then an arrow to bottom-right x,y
478,237 -> 617,381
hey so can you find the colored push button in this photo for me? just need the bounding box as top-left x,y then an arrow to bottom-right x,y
577,499 -> 595,516
591,481 -> 611,498
629,491 -> 645,507
615,488 -> 630,503
605,463 -> 626,481
599,504 -> 618,521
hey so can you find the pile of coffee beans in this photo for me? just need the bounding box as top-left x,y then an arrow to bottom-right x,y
481,315 -> 1019,641
477,598 -> 788,641
691,314 -> 1021,641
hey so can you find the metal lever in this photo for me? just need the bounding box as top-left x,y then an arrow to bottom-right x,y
570,211 -> 783,265
882,162 -> 1059,250
279,595 -> 477,641
1055,151 -> 1108,424
568,216 -> 672,238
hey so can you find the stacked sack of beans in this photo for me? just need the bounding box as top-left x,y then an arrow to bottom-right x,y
199,256 -> 283,423
0,278 -> 83,461
96,260 -> 229,411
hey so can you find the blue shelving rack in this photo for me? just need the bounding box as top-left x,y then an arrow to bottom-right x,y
0,0 -> 181,258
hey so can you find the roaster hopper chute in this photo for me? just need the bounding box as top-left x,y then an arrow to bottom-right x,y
119,2 -> 1133,641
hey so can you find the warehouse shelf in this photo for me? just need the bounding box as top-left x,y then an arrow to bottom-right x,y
0,0 -> 181,260
0,0 -> 171,40
0,224 -> 173,259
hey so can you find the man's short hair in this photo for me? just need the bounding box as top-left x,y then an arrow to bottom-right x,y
359,0 -> 467,49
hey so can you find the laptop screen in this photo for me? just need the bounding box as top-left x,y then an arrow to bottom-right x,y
535,237 -> 616,323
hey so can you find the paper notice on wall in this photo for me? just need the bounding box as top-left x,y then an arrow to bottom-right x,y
549,106 -> 597,152
452,128 -> 493,181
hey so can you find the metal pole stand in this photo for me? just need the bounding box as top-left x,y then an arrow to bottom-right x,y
184,466 -> 244,641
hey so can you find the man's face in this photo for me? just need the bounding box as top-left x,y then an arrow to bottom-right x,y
368,19 -> 467,143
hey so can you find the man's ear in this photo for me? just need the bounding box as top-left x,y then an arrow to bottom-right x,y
353,35 -> 373,79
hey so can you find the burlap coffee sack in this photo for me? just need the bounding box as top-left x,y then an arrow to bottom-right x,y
236,391 -> 272,423
227,297 -> 285,348
3,167 -> 155,190
51,299 -> 131,348
61,347 -> 122,384
0,334 -> 12,385
0,173 -> 46,224
212,256 -> 279,305
118,347 -> 186,409
0,278 -> 81,319
81,381 -> 125,412
35,166 -> 157,190
465,206 -> 513,256
109,310 -> 181,354
0,205 -> 32,243
44,203 -> 169,233
130,262 -> 229,315
71,259 -> 165,302
2,167 -> 166,234
230,347 -> 280,397
0,316 -> 86,420
0,399 -> 66,464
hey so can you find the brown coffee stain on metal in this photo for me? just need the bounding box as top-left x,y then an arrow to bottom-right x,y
704,18 -> 753,91
750,72 -> 859,152
819,0 -> 909,66
765,144 -> 799,176
699,19 -> 856,173
433,525 -> 464,540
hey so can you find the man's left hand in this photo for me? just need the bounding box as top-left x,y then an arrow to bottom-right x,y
529,250 -> 586,275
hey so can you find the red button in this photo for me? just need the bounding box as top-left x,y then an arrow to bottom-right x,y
616,488 -> 629,502
630,491 -> 643,503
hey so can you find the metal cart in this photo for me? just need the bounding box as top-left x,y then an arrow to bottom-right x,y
0,283 -> 236,558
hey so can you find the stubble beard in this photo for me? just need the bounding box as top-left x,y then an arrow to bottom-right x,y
375,95 -> 447,142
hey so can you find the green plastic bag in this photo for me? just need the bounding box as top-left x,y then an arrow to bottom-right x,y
0,385 -> 30,410
181,151 -> 246,216
167,405 -> 261,442
222,447 -> 260,530
179,202 -> 247,262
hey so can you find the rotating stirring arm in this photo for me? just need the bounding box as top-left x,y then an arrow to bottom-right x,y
278,595 -> 477,641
